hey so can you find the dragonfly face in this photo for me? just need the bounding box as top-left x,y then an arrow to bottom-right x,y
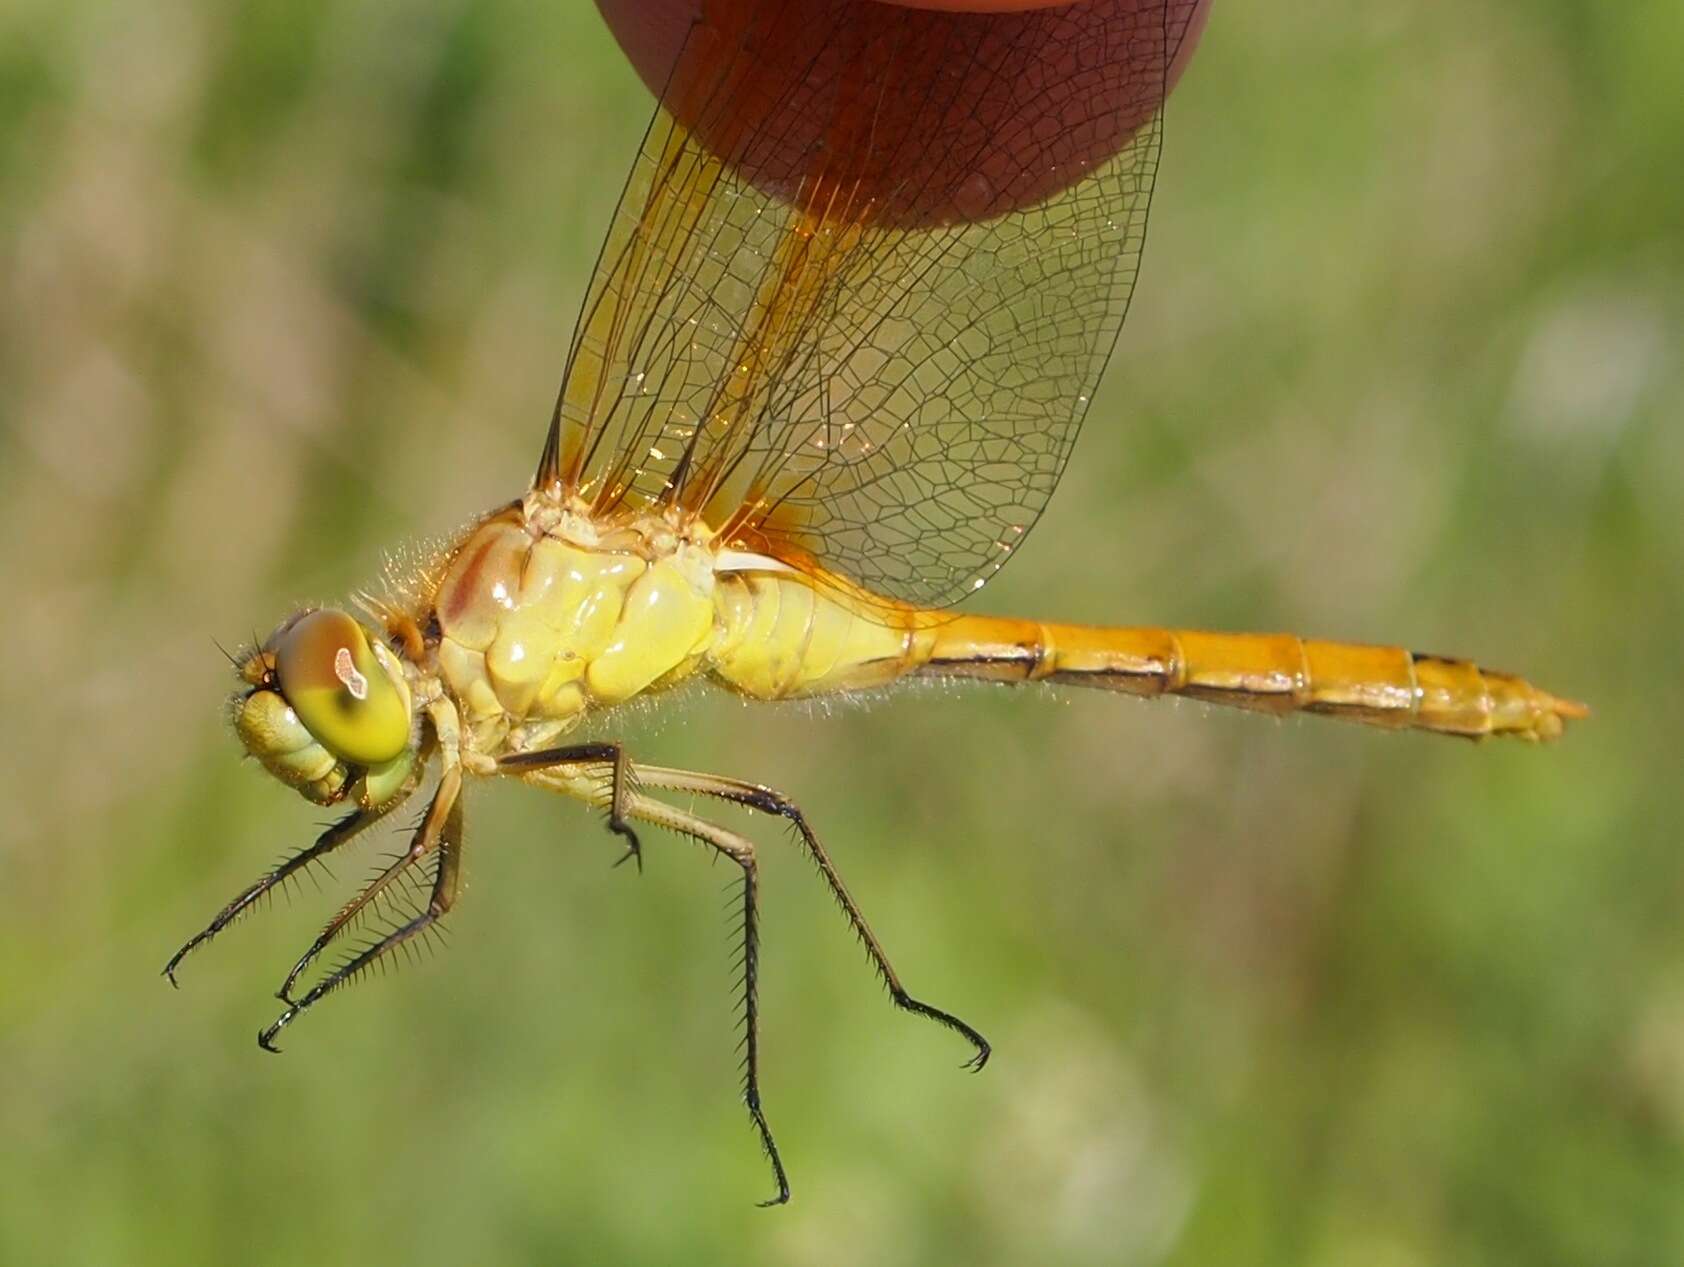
232,607 -> 418,809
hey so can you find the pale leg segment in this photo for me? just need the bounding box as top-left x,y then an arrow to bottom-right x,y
259,766 -> 463,1051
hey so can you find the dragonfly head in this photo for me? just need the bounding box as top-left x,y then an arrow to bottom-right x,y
232,607 -> 418,808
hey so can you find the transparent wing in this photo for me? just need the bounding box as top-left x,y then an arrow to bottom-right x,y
538,0 -> 1196,609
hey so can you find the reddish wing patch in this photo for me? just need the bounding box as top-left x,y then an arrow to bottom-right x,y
545,0 -> 1197,609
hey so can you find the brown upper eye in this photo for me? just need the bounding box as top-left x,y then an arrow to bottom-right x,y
271,608 -> 410,765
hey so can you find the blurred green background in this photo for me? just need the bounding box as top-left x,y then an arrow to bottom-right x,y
2,1 -> 1681,1263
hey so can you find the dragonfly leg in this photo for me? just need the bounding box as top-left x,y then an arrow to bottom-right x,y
499,743 -> 642,870
260,770 -> 462,1052
162,794 -> 411,987
631,798 -> 789,1206
272,767 -> 461,1011
517,764 -> 791,1206
636,766 -> 990,1071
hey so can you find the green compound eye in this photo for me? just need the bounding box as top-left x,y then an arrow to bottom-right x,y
273,608 -> 411,765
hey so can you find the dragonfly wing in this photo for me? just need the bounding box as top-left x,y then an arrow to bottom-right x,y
541,0 -> 1198,609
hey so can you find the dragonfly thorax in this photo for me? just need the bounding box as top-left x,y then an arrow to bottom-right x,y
422,499 -> 934,761
428,506 -> 719,757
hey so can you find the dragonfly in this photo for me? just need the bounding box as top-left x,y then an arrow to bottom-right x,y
164,0 -> 1584,1205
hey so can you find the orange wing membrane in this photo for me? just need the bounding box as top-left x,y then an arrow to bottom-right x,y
538,0 -> 1200,607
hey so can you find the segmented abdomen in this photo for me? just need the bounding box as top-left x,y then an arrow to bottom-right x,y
916,619 -> 1586,742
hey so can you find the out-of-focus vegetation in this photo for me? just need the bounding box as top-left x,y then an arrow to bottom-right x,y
2,2 -> 1681,1263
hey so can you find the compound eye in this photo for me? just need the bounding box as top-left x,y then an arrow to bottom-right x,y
273,608 -> 410,765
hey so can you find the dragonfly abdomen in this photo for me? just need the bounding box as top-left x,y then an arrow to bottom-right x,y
709,569 -> 919,699
915,617 -> 1586,742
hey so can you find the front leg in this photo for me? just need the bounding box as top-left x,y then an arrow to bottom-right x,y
162,793 -> 413,986
260,767 -> 464,1051
273,766 -> 462,1007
